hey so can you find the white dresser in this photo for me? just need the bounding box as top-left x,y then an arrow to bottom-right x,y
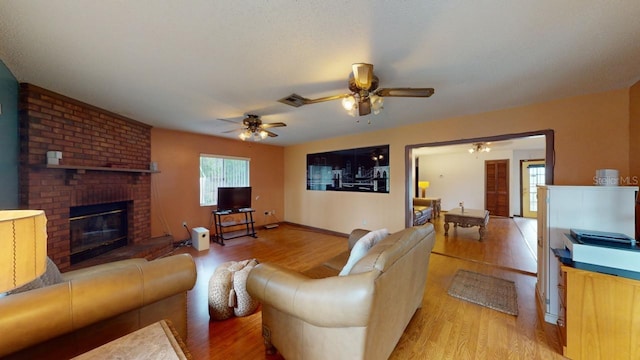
536,185 -> 638,324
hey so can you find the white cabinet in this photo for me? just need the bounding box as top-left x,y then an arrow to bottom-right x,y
536,185 -> 638,324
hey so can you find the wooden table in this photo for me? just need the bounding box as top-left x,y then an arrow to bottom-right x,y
424,197 -> 441,218
443,208 -> 490,240
72,320 -> 190,359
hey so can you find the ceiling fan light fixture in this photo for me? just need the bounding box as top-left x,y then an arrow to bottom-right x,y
278,62 -> 434,120
342,95 -> 357,111
469,142 -> 491,153
352,63 -> 374,90
370,94 -> 384,114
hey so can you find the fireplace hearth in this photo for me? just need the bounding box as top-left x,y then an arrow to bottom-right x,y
70,201 -> 129,264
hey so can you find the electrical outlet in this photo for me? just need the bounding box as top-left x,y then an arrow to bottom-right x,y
182,221 -> 187,227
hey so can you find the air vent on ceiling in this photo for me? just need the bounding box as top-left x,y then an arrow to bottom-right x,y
278,93 -> 307,107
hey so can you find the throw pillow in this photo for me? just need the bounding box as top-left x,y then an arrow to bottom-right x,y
208,262 -> 235,320
232,259 -> 260,317
41,257 -> 64,285
339,228 -> 388,276
7,256 -> 63,295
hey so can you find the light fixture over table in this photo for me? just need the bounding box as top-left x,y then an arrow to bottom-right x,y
0,210 -> 47,293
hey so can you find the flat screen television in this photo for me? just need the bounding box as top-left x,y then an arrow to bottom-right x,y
217,187 -> 252,212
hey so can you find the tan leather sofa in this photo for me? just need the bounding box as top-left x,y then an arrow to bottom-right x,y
247,224 -> 436,360
0,253 -> 197,359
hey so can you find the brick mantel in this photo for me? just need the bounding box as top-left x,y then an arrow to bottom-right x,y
19,84 -> 152,270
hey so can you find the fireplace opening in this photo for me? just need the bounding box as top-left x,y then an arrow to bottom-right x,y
70,201 -> 129,264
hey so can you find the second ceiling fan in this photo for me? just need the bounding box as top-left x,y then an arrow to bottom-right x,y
220,114 -> 286,141
278,63 -> 435,117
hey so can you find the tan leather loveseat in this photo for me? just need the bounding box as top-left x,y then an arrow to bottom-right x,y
0,253 -> 197,359
247,224 -> 436,360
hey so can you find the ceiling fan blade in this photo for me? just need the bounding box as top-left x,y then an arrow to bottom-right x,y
222,128 -> 240,134
264,129 -> 278,137
375,88 -> 435,97
217,117 -> 242,124
278,93 -> 349,107
261,122 -> 287,129
352,63 -> 374,90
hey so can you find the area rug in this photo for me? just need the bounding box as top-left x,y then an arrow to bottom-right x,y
447,269 -> 518,316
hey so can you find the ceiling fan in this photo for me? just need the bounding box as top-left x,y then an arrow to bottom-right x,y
220,114 -> 286,141
278,63 -> 435,117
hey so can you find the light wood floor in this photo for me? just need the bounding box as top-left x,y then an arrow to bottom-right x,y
173,215 -> 565,359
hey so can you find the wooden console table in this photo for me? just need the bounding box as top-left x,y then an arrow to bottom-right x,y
72,320 -> 190,359
443,208 -> 489,240
212,208 -> 257,246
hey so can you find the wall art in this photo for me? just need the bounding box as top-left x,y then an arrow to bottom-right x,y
307,145 -> 389,193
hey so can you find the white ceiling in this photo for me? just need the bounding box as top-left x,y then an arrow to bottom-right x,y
1,1 -> 639,146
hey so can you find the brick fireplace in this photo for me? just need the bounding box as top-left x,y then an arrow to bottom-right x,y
19,84 -> 154,271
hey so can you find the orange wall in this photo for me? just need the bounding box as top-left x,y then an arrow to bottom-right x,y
284,89 -> 631,234
150,128 -> 284,240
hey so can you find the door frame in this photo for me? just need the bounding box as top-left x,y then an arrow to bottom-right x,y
405,129 -> 554,228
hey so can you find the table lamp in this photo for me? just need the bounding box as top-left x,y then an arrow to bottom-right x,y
418,181 -> 430,198
0,210 -> 47,293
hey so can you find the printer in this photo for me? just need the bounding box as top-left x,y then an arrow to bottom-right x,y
563,228 -> 640,273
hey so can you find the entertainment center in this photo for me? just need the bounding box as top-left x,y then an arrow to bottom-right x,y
212,187 -> 257,245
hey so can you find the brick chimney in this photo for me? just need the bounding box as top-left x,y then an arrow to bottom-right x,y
19,84 -> 152,270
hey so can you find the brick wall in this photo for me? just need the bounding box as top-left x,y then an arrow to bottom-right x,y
19,84 -> 152,270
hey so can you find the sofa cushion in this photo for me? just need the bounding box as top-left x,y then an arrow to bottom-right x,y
339,228 -> 388,276
323,251 -> 351,271
350,226 -> 431,275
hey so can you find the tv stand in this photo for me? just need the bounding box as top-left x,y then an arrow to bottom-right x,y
212,208 -> 257,246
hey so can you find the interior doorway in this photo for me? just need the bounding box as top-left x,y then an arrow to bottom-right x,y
404,129 -> 554,228
521,159 -> 545,218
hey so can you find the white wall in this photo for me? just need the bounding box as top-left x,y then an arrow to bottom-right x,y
418,148 -> 545,216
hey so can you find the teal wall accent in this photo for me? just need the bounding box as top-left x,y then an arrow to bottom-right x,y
0,60 -> 19,208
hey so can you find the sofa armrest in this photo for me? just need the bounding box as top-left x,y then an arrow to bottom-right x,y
247,262 -> 375,328
0,253 -> 196,358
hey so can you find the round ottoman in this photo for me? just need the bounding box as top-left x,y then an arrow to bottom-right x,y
208,258 -> 259,320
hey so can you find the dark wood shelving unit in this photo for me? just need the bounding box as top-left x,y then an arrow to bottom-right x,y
212,209 -> 257,246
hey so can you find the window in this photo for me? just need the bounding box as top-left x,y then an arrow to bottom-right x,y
527,164 -> 545,212
200,154 -> 250,206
